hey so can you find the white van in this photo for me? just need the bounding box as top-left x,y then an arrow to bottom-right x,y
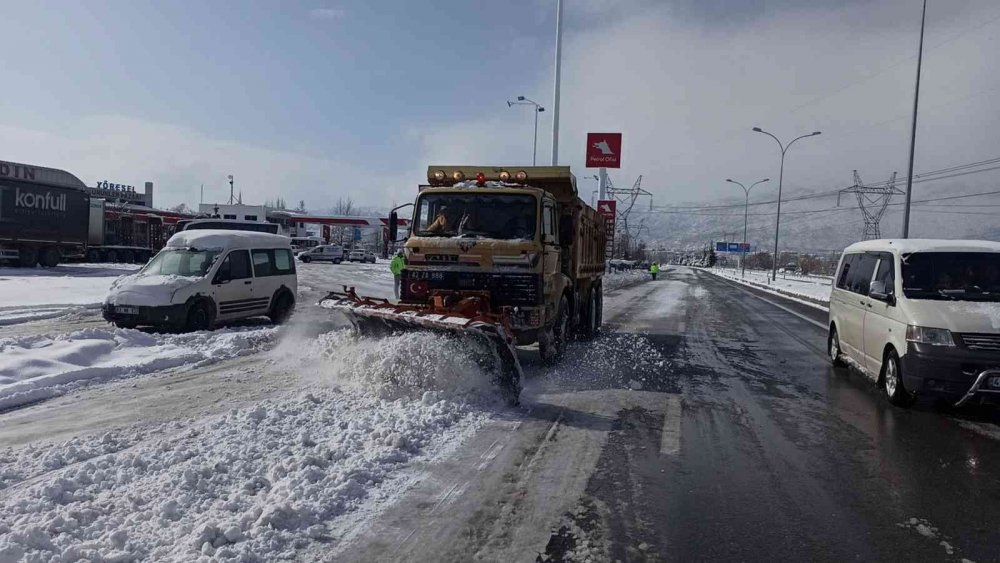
298,244 -> 344,264
103,230 -> 297,331
828,239 -> 1000,407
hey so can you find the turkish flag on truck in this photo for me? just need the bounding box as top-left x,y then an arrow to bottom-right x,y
586,133 -> 622,168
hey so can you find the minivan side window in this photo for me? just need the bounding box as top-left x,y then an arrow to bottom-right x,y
251,249 -> 295,277
274,249 -> 294,274
849,254 -> 879,295
214,250 -> 252,283
836,254 -> 856,289
873,253 -> 895,293
252,250 -> 273,277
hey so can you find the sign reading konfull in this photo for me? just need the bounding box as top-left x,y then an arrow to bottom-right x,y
586,133 -> 623,168
597,199 -> 616,259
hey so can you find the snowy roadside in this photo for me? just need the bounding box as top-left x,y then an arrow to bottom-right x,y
0,264 -> 140,327
0,326 -> 278,412
705,268 -> 831,309
0,326 -> 502,562
603,269 -> 652,293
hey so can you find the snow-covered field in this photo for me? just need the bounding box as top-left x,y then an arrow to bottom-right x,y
0,264 -> 142,327
709,267 -> 832,306
0,326 -> 277,411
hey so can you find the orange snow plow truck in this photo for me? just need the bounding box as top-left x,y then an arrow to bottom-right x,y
320,166 -> 607,403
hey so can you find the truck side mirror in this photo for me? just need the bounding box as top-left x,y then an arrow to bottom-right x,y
389,211 -> 398,242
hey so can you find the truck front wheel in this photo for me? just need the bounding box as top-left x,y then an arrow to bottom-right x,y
539,295 -> 569,365
17,247 -> 38,268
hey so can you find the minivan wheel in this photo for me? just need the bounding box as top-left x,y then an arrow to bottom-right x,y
882,350 -> 914,407
301,255 -> 311,263
828,327 -> 846,367
268,292 -> 294,325
185,302 -> 213,332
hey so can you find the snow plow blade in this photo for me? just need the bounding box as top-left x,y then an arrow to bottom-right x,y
318,287 -> 522,404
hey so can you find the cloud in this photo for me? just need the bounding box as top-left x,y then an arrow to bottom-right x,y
308,7 -> 345,21
0,115 -> 385,210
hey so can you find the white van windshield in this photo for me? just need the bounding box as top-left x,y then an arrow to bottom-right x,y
902,252 -> 1000,301
142,248 -> 221,277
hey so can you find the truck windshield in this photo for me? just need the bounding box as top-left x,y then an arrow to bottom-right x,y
901,252 -> 1000,301
142,248 -> 221,277
414,193 -> 537,240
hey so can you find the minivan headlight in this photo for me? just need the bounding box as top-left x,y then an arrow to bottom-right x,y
906,325 -> 955,347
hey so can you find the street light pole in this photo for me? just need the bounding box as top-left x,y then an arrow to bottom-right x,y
550,0 -> 563,165
752,127 -> 821,281
227,175 -> 234,205
727,178 -> 769,278
902,0 -> 928,239
507,97 -> 545,166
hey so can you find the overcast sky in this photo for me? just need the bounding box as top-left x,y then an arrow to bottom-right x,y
1,0 -> 997,213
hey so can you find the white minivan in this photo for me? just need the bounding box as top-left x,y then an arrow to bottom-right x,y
828,239 -> 1000,407
103,230 -> 297,331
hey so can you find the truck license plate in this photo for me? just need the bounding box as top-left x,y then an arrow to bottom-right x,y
115,306 -> 138,315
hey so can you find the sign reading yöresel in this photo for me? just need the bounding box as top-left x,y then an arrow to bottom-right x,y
586,133 -> 622,168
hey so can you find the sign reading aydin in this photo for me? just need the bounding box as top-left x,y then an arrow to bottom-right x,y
597,199 -> 616,259
586,133 -> 622,168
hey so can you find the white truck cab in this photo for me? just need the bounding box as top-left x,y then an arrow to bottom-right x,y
103,230 -> 297,331
828,239 -> 1000,407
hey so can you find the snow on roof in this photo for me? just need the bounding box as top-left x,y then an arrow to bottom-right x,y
845,238 -> 1000,255
166,229 -> 291,250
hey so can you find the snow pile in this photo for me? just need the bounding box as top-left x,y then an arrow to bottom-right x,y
0,390 -> 486,561
603,269 -> 650,292
284,329 -> 498,402
0,306 -> 98,327
0,326 -> 277,410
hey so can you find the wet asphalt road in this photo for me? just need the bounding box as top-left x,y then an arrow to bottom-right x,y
537,267 -> 1000,563
338,266 -> 1000,562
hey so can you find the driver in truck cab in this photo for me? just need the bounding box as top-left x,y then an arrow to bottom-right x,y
426,206 -> 450,234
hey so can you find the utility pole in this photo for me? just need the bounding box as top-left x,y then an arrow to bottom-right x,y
902,0 -> 927,239
550,0 -> 563,165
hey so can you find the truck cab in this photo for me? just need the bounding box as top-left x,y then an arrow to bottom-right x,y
391,166 -> 605,362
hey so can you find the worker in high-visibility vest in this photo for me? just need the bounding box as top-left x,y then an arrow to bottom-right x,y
390,251 -> 405,299
650,262 -> 660,281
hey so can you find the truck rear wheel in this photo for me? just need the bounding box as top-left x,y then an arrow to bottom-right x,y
105,250 -> 119,263
39,247 -> 61,268
86,249 -> 102,263
539,295 -> 569,365
580,287 -> 601,340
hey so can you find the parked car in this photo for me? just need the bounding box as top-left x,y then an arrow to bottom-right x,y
349,249 -> 377,263
103,230 -> 297,331
828,239 -> 1000,407
298,244 -> 344,264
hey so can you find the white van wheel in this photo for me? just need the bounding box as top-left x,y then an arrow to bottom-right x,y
882,350 -> 914,407
828,327 -> 845,367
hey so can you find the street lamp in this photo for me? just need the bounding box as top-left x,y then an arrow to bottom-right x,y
507,96 -> 545,166
752,127 -> 821,281
227,175 -> 235,205
726,178 -> 769,278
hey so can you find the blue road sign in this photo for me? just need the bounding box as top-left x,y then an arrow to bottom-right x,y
716,242 -> 751,253
715,242 -> 728,252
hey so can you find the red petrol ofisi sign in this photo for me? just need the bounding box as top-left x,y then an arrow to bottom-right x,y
586,133 -> 622,168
